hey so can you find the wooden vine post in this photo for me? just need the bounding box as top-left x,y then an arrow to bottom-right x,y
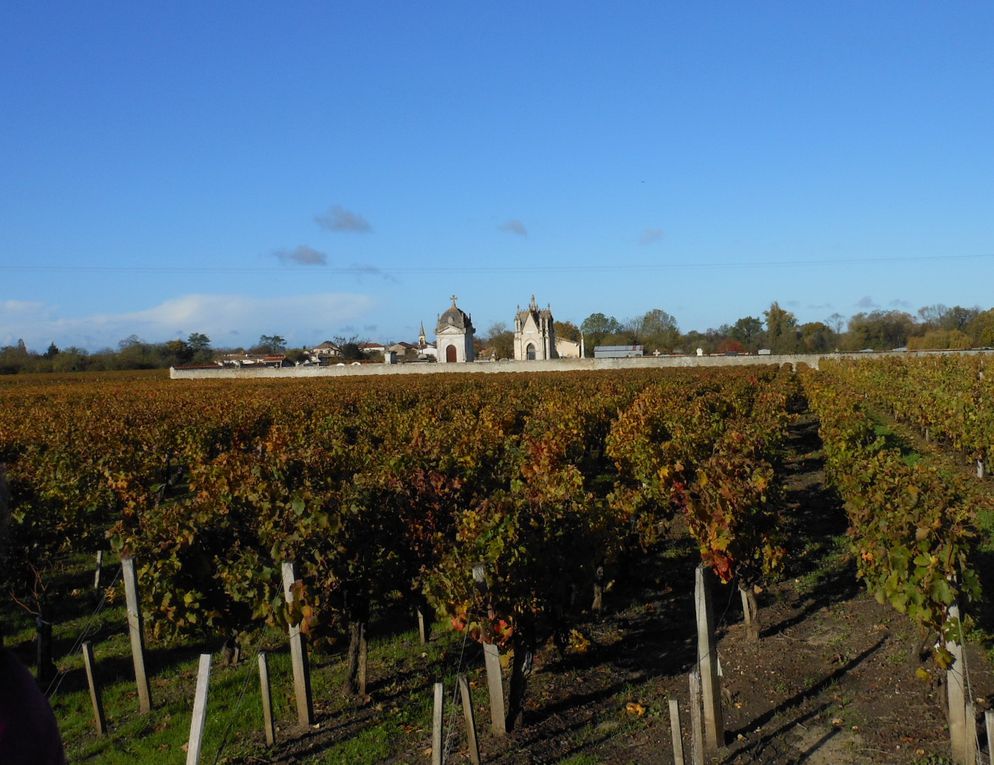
668,697 -> 686,765
483,643 -> 506,736
121,557 -> 152,713
474,561 -> 506,736
417,608 -> 428,644
946,604 -> 971,765
81,641 -> 107,735
431,681 -> 444,765
258,652 -> 276,746
458,674 -> 481,765
688,670 -> 705,765
695,565 -> 724,754
185,653 -> 212,765
93,550 -> 104,591
281,561 -> 314,727
986,710 -> 994,765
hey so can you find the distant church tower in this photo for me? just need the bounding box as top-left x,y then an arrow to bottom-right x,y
436,295 -> 475,363
514,295 -> 558,361
418,321 -> 428,350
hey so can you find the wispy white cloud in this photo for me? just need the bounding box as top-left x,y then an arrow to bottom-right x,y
855,295 -> 878,309
499,219 -> 528,237
0,293 -> 375,351
273,245 -> 327,265
0,299 -> 48,314
315,205 -> 372,233
889,298 -> 913,309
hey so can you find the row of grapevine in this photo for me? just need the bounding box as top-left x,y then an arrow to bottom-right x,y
1,367 -> 796,728
820,355 -> 994,477
800,366 -> 987,664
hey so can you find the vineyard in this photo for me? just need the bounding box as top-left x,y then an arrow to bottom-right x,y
1,359 -> 993,763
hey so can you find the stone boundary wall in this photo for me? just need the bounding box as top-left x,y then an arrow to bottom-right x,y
170,348 -> 994,381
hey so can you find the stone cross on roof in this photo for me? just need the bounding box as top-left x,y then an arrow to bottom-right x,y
450,294 -> 458,306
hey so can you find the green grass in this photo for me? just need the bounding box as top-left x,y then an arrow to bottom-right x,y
976,507 -> 994,553
794,533 -> 851,597
313,722 -> 398,764
3,552 -> 480,763
872,422 -> 922,465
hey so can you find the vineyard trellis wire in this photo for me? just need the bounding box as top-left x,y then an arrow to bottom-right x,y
45,563 -> 123,702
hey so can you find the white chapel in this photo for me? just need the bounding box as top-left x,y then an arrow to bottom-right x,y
514,295 -> 558,361
436,295 -> 475,363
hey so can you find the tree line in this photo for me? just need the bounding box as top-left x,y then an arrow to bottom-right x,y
482,302 -> 994,358
3,302 -> 993,374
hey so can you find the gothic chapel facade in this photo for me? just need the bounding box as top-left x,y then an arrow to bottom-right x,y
514,295 -> 558,361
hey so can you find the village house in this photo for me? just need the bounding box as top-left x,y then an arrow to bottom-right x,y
308,341 -> 341,364
358,342 -> 386,355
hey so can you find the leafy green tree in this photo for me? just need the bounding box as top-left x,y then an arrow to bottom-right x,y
763,303 -> 799,353
580,313 -> 621,355
286,348 -> 310,365
163,339 -> 194,366
115,336 -> 158,369
967,309 -> 994,347
254,335 -> 287,354
51,347 -> 89,372
940,306 -> 979,332
916,304 -> 980,334
333,336 -> 363,361
186,332 -> 212,362
731,316 -> 764,351
799,322 -> 835,353
679,330 -> 711,355
845,311 -> 914,350
632,309 -> 680,352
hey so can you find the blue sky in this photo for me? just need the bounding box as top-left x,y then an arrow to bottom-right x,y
2,2 -> 992,351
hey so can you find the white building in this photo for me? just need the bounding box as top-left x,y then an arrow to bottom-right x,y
514,295 -> 558,361
436,296 -> 475,363
555,338 -> 583,358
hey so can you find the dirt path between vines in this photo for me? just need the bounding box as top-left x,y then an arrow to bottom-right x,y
262,414 -> 994,765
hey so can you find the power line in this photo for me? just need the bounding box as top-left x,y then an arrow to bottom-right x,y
1,252 -> 993,276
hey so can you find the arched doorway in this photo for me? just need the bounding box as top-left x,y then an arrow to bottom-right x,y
446,345 -> 457,363
526,343 -> 536,361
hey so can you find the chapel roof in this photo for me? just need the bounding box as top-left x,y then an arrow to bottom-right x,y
516,294 -> 553,323
437,295 -> 474,332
